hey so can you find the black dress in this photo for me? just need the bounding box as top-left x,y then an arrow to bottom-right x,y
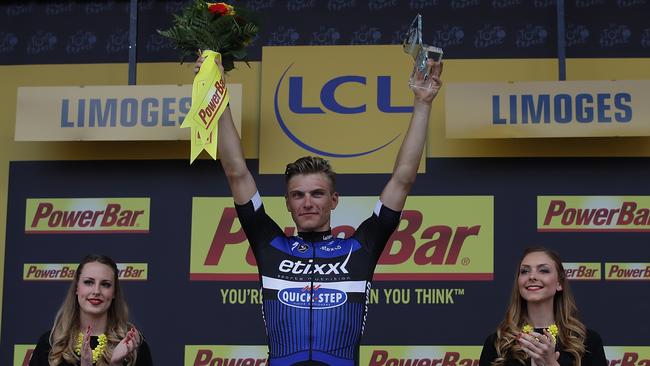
479,329 -> 607,366
29,331 -> 153,366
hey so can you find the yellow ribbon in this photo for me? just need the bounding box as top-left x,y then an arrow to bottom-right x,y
182,50 -> 230,163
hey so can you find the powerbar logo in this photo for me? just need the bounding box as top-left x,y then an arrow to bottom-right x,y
25,198 -> 150,233
563,263 -> 601,280
23,263 -> 148,281
189,197 -> 493,281
361,346 -> 481,366
605,263 -> 650,281
538,197 -> 650,232
14,344 -> 35,366
605,347 -> 650,366
185,345 -> 268,366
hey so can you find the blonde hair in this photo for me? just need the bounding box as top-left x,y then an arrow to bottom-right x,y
285,156 -> 336,192
48,254 -> 140,366
492,247 -> 586,366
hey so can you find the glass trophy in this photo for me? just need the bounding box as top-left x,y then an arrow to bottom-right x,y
403,14 -> 443,89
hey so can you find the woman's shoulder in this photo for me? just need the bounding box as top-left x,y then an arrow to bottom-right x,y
36,330 -> 51,346
585,328 -> 605,347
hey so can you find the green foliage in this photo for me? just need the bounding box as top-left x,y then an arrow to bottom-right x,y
157,1 -> 260,71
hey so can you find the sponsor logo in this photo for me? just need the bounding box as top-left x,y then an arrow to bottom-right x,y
538,197 -> 650,232
563,263 -> 601,280
605,347 -> 650,366
185,346 -> 268,366
23,263 -> 148,281
297,243 -> 309,253
25,198 -> 149,233
278,285 -> 347,309
605,263 -> 650,281
273,64 -> 410,158
190,196 -> 493,281
279,246 -> 352,275
14,344 -> 35,366
361,346 -> 482,366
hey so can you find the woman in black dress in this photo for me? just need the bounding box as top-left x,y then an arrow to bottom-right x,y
480,247 -> 606,366
29,254 -> 153,366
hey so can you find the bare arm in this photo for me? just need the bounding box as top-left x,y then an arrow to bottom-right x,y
380,60 -> 443,211
196,55 -> 257,204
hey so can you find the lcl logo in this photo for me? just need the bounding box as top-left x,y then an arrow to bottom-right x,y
273,64 -> 414,158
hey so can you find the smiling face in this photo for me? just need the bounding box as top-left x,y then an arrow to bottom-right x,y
76,261 -> 115,318
286,173 -> 339,232
517,251 -> 563,305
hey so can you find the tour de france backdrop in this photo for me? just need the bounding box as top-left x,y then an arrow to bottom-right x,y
1,1 -> 650,365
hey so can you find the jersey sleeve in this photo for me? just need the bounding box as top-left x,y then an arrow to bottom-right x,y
234,191 -> 285,256
28,332 -> 52,366
353,200 -> 401,258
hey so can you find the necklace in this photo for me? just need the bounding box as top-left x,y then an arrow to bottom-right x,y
75,332 -> 108,363
522,323 -> 559,342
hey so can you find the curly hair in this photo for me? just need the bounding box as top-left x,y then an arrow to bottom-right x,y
492,247 -> 586,366
48,254 -> 140,366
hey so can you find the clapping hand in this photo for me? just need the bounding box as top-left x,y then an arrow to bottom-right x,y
518,329 -> 560,366
110,327 -> 140,366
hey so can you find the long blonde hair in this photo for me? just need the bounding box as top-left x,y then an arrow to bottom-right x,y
492,247 -> 586,366
48,254 -> 139,366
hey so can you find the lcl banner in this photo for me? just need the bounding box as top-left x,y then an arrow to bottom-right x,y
15,84 -> 242,141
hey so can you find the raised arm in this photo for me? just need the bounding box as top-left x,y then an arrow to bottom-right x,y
195,55 -> 257,204
380,60 -> 443,211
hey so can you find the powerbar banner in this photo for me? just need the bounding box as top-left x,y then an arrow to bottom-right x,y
537,196 -> 650,232
15,84 -> 241,141
445,80 -> 650,138
189,196 -> 493,281
3,158 -> 650,365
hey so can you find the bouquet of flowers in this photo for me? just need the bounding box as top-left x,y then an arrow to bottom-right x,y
158,1 -> 259,72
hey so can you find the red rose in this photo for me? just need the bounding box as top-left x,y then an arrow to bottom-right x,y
208,3 -> 229,15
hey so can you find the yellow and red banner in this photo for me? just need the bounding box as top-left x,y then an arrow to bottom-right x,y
190,196 -> 493,281
183,50 -> 230,163
445,80 -> 650,138
360,346 -> 481,366
25,198 -> 150,234
185,345 -> 268,366
259,45 -> 430,173
605,347 -> 650,366
537,196 -> 650,232
23,263 -> 148,281
605,263 -> 650,281
13,344 -> 34,366
563,263 -> 601,281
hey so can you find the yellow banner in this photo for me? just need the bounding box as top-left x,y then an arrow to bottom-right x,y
15,84 -> 241,141
605,347 -> 650,365
184,345 -> 268,366
537,196 -> 650,232
23,263 -> 148,280
190,196 -> 493,281
563,262 -> 601,280
183,50 -> 230,163
25,198 -> 150,234
259,45 -> 429,173
446,80 -> 650,138
14,344 -> 34,366
605,263 -> 650,281
360,345 -> 481,366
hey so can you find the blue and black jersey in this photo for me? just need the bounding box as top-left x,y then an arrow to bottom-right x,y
235,192 -> 401,366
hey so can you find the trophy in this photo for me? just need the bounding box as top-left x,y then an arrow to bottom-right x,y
403,14 -> 443,90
